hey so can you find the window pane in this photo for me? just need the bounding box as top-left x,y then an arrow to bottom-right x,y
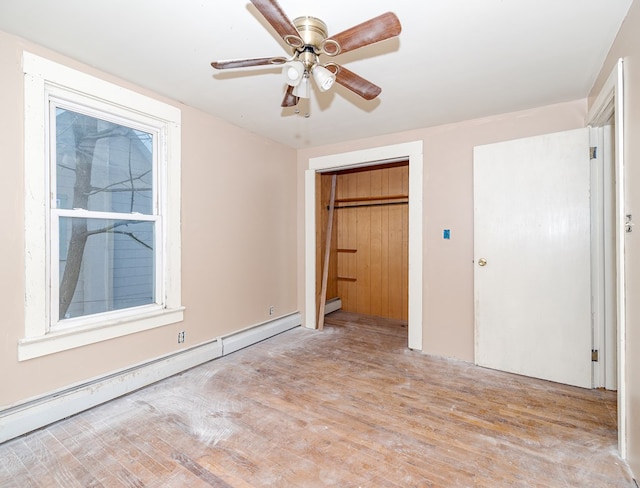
59,217 -> 155,320
55,108 -> 153,214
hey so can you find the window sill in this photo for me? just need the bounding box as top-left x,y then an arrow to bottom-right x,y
18,306 -> 185,361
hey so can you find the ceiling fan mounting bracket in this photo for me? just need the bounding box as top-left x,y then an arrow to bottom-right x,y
290,16 -> 341,56
292,17 -> 327,50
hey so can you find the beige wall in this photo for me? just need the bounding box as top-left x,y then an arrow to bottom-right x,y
297,99 -> 587,362
0,30 -> 298,408
590,0 -> 640,476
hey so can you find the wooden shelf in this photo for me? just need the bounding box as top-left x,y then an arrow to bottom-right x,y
334,194 -> 408,203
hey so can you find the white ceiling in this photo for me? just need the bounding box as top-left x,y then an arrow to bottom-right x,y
0,1 -> 633,148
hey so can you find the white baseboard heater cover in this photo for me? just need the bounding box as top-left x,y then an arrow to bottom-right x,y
0,312 -> 301,443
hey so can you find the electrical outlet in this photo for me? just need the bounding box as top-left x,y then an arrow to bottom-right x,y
269,305 -> 275,316
177,331 -> 185,343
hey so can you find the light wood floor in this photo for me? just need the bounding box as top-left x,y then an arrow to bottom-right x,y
0,311 -> 635,487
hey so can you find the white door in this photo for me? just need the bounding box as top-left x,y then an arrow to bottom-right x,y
474,128 -> 592,389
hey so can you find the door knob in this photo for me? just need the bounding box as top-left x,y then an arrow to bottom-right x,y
478,258 -> 487,267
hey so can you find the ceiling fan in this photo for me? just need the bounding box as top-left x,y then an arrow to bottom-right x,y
210,0 -> 402,108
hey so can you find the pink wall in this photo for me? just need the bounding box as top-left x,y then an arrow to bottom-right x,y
298,100 -> 587,362
0,30 -> 298,408
590,0 -> 640,476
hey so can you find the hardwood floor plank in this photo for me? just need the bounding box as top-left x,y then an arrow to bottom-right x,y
0,443 -> 40,488
55,418 -> 144,486
20,431 -> 87,488
0,310 -> 635,487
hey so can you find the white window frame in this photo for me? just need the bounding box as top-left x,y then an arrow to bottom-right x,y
20,52 -> 183,361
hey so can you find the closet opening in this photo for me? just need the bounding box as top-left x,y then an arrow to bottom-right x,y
316,160 -> 409,335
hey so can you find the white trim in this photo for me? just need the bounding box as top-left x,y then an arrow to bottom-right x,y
586,59 -> 626,457
407,151 -> 424,350
590,124 -> 618,392
304,169 -> 317,331
602,124 -> 617,391
221,312 -> 301,355
23,52 -> 180,122
305,141 -> 423,350
590,126 -> 605,389
23,60 -> 48,340
22,52 -> 183,359
2,313 -> 301,444
4,338 -> 221,444
18,307 -> 186,361
53,209 -> 160,220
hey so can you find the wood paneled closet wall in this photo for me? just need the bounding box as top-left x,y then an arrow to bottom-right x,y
316,162 -> 409,321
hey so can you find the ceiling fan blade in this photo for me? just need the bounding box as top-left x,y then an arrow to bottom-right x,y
281,85 -> 299,107
211,57 -> 286,69
334,65 -> 382,100
250,0 -> 303,46
323,12 -> 401,56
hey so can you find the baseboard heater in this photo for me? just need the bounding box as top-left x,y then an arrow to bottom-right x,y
324,297 -> 342,315
0,311 -> 306,444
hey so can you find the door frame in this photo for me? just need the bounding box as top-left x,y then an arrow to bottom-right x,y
590,124 -> 617,391
586,59 -> 625,456
304,141 -> 423,350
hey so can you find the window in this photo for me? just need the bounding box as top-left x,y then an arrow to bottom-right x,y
54,106 -> 157,323
20,53 -> 183,360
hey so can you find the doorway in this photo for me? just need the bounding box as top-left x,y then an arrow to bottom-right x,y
590,122 -> 618,391
305,141 -> 423,350
473,59 -> 626,454
586,59 -> 625,456
317,162 -> 409,323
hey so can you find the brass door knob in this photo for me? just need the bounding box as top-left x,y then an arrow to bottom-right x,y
478,258 -> 487,267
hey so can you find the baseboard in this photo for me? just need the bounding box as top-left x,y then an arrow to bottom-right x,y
221,312 -> 302,355
324,297 -> 342,315
0,312 -> 301,444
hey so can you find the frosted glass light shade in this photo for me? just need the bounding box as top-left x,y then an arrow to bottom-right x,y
292,75 -> 310,98
283,61 -> 305,86
312,65 -> 336,92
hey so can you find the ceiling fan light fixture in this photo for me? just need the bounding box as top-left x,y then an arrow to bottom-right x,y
292,74 -> 310,98
210,2 -> 402,108
312,65 -> 336,92
283,60 -> 305,86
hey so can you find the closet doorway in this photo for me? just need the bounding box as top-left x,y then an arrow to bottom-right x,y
316,161 -> 409,324
305,140 -> 423,350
